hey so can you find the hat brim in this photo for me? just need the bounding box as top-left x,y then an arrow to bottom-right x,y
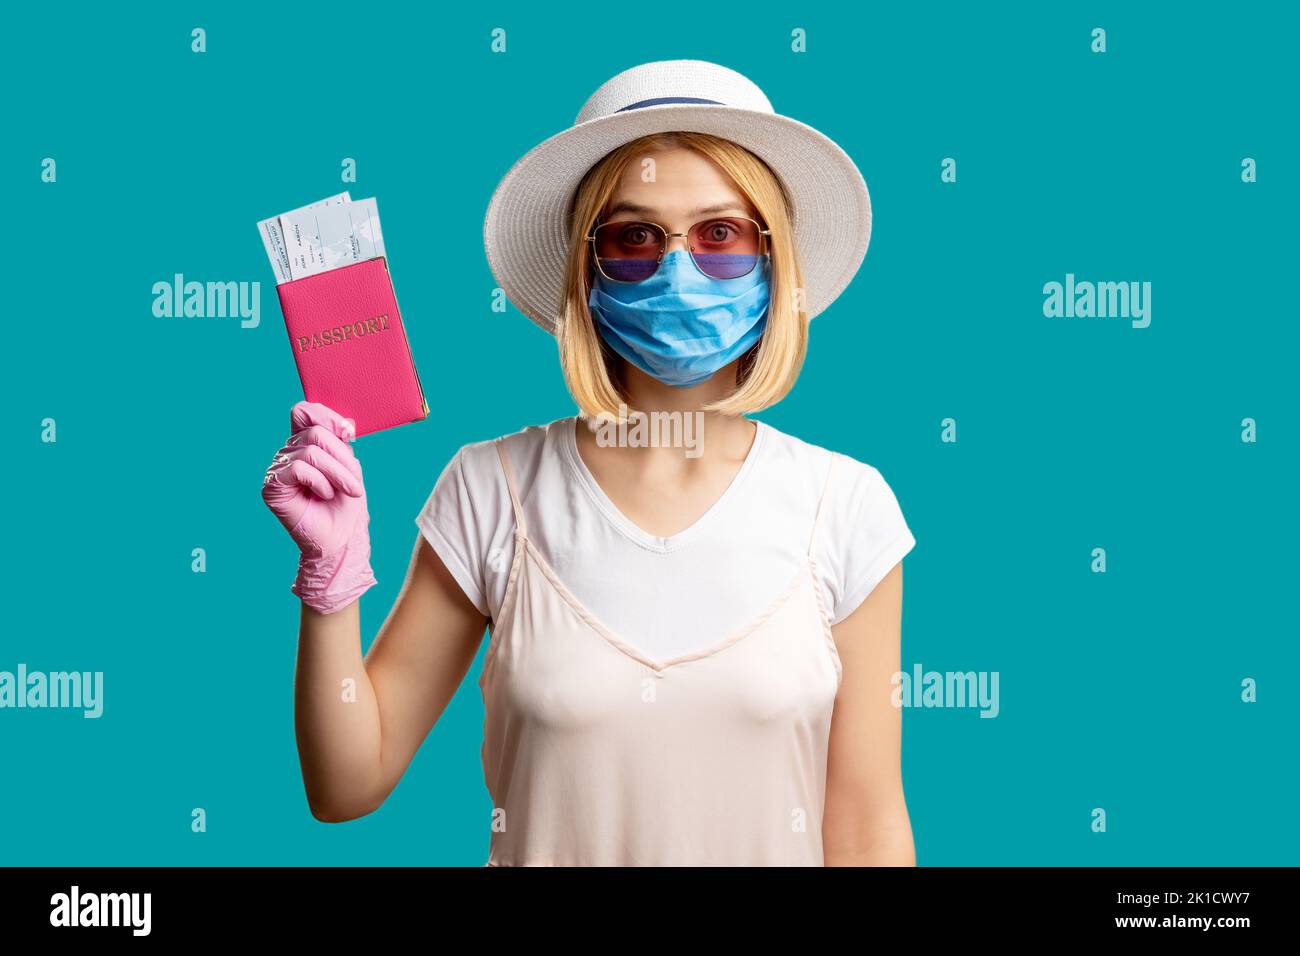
483,103 -> 871,335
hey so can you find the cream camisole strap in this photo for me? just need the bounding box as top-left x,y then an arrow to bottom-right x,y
478,436 -> 844,866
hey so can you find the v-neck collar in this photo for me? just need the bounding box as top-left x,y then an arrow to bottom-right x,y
560,415 -> 767,553
514,534 -> 823,674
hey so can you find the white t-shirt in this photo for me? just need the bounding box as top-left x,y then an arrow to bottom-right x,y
415,416 -> 916,659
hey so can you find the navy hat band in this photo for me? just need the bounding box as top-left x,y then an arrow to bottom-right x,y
615,96 -> 724,112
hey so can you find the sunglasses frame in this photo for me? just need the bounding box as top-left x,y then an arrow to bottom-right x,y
585,215 -> 772,283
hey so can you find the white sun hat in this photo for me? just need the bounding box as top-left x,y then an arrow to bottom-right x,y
483,58 -> 872,335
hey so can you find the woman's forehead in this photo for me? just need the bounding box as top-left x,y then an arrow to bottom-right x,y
606,150 -> 752,217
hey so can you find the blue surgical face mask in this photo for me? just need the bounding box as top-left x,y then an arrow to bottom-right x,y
587,249 -> 770,389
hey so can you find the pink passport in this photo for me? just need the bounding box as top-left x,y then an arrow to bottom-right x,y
276,257 -> 429,437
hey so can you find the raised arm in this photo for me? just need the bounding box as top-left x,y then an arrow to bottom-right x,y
294,534 -> 487,822
262,400 -> 488,822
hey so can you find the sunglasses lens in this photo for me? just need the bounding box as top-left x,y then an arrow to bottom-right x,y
689,218 -> 762,279
593,222 -> 664,282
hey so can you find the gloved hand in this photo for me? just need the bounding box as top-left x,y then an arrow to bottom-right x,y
261,400 -> 377,614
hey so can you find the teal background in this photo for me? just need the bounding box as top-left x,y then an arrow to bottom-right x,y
3,2 -> 1296,865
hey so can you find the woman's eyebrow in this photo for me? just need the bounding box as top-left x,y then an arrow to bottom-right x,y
604,200 -> 750,218
688,202 -> 749,217
604,200 -> 658,218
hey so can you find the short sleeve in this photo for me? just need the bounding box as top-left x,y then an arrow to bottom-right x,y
818,458 -> 916,625
414,447 -> 490,616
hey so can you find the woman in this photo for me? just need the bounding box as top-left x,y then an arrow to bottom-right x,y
262,60 -> 917,866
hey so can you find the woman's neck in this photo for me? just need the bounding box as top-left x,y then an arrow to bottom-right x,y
619,359 -> 739,414
576,359 -> 757,470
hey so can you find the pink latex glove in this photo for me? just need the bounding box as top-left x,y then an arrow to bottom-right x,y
261,400 -> 376,614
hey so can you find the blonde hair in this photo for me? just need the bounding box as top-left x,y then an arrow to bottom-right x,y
557,131 -> 807,419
